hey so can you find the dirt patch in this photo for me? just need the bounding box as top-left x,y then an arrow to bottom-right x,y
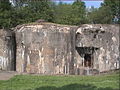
0,71 -> 18,80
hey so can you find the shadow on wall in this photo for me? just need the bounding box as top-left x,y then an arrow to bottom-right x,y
28,84 -> 117,90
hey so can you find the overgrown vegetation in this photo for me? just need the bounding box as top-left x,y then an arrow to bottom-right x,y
0,72 -> 119,90
0,0 -> 119,29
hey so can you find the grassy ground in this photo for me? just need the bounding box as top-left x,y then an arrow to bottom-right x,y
0,72 -> 119,90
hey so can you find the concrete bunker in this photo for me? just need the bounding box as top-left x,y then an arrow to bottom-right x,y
75,24 -> 119,75
15,23 -> 77,74
0,24 -> 119,75
0,29 -> 16,71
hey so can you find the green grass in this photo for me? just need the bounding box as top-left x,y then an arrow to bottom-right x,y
0,72 -> 119,90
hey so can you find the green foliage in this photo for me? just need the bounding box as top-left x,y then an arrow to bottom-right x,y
87,6 -> 113,24
27,0 -> 54,22
86,0 -> 120,24
103,0 -> 120,16
53,1 -> 86,25
71,1 -> 86,25
0,0 -> 54,29
53,4 -> 73,25
0,0 -> 119,29
0,0 -> 12,11
0,72 -> 119,90
103,0 -> 120,23
0,0 -> 13,28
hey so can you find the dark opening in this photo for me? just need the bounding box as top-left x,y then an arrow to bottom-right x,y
75,47 -> 98,68
84,54 -> 92,67
5,30 -> 16,71
13,32 -> 16,71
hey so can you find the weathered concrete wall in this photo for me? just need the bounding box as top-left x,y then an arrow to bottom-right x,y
0,24 -> 119,75
15,23 -> 77,74
0,29 -> 16,71
75,24 -> 119,74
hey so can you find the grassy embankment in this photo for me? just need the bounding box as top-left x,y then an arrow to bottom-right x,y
0,72 -> 119,90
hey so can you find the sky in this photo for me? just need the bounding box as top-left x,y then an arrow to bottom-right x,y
54,0 -> 104,8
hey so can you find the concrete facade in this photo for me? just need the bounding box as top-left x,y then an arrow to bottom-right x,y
0,23 -> 119,75
0,29 -> 16,71
15,23 -> 77,74
75,24 -> 119,75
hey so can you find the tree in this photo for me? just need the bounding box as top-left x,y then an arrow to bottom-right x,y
71,0 -> 86,25
0,0 -> 13,29
53,3 -> 72,25
0,0 -> 12,11
87,6 -> 112,24
104,0 -> 120,16
102,0 -> 120,23
86,0 -> 120,24
0,0 -> 54,29
53,0 -> 86,25
27,0 -> 54,22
